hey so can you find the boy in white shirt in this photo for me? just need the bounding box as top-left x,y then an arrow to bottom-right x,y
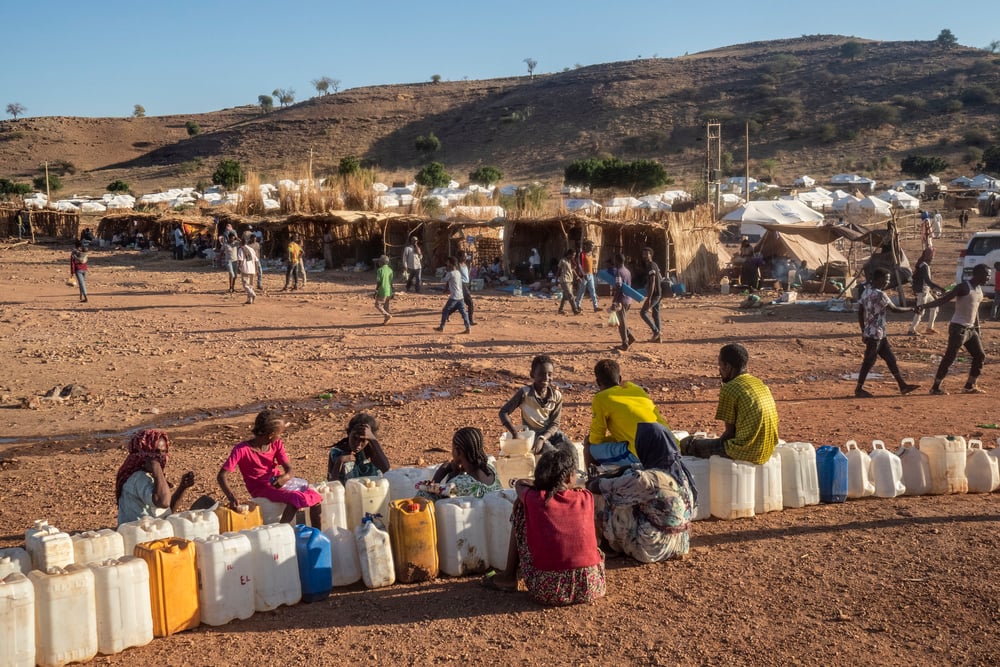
434,256 -> 471,334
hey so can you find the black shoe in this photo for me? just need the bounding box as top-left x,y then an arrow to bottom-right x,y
854,388 -> 874,398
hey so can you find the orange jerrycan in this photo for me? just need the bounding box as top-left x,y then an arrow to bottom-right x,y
215,504 -> 263,532
389,498 -> 438,583
134,537 -> 200,637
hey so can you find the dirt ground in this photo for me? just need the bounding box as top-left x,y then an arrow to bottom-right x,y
1,218 -> 999,666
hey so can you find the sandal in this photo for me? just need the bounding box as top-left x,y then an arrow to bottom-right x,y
481,570 -> 517,592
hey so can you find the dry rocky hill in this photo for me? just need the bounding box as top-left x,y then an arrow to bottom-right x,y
1,35 -> 998,196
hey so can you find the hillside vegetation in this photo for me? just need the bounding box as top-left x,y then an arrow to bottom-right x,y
1,35 -> 998,196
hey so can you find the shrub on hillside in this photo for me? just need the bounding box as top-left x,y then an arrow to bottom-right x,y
765,53 -> 802,74
817,122 -> 838,143
33,174 -> 62,193
943,99 -> 964,113
0,178 -> 31,197
858,104 -> 900,128
983,145 -> 1000,173
890,94 -> 927,111
963,128 -> 991,147
620,129 -> 672,154
840,40 -> 865,60
900,155 -> 949,178
338,156 -> 362,176
107,180 -> 130,193
959,85 -> 997,106
186,121 -> 201,137
963,146 -> 984,165
414,132 -> 441,154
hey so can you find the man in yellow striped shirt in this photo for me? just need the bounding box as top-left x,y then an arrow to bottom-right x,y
685,343 -> 779,465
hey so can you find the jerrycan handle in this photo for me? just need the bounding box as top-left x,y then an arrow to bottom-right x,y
845,440 -> 858,451
968,439 -> 983,450
899,437 -> 915,449
871,440 -> 885,451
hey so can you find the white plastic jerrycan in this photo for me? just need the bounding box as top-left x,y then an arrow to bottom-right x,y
25,520 -> 75,572
1,572 -> 35,667
869,440 -> 905,498
919,435 -> 968,494
897,438 -> 932,496
71,529 -> 126,566
776,442 -> 819,508
845,440 -> 875,499
753,453 -> 783,514
681,456 -> 711,521
167,509 -> 220,541
966,439 -> 1000,493
345,477 -> 390,530
311,481 -> 348,531
709,456 -> 755,520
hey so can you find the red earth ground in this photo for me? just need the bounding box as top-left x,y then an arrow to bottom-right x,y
1,217 -> 998,666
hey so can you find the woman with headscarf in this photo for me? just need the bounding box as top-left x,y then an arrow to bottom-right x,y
587,422 -> 695,563
116,429 -> 195,525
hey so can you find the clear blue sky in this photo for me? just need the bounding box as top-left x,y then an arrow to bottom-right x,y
5,0 -> 996,119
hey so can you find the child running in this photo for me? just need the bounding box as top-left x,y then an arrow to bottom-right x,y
420,427 -> 501,499
484,443 -> 605,606
327,412 -> 391,484
217,409 -> 322,524
499,354 -> 570,453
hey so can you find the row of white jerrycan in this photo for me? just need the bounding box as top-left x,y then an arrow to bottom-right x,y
168,509 -> 220,541
118,517 -> 174,555
194,533 -> 255,626
776,442 -> 820,509
966,440 -> 1000,493
869,441 -> 906,498
25,520 -> 74,572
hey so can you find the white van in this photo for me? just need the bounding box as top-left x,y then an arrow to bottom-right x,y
954,231 -> 1000,297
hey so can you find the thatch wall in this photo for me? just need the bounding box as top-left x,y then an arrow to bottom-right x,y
96,212 -> 213,249
1,207 -> 80,240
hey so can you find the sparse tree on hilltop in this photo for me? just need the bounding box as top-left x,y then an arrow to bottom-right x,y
524,58 -> 538,79
272,88 -> 295,107
133,104 -> 146,118
936,29 -> 958,49
988,40 -> 1000,54
415,161 -> 450,188
840,40 -> 865,60
311,76 -> 338,96
212,159 -> 243,190
6,102 -> 26,119
430,74 -> 441,83
258,95 -> 274,113
185,121 -> 201,136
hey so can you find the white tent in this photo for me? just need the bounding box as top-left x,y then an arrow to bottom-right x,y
565,199 -> 602,214
877,190 -> 920,210
858,196 -> 892,216
793,175 -> 816,187
722,199 -> 825,239
830,195 -> 861,212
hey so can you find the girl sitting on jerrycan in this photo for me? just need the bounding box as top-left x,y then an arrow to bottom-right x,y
217,409 -> 322,525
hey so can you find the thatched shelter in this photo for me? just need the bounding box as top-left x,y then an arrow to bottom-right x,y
1,207 -> 80,240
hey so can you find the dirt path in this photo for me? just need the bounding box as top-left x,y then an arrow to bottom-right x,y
1,223 -> 998,665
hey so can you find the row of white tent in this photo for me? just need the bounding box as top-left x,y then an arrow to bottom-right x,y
785,187 -> 919,214
950,174 -> 999,191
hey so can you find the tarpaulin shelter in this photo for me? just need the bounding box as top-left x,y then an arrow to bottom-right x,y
722,200 -> 824,239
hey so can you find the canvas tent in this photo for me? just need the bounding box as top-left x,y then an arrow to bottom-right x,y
755,227 -> 849,268
722,200 -> 825,240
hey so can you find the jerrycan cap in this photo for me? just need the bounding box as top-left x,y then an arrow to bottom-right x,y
405,502 -> 420,512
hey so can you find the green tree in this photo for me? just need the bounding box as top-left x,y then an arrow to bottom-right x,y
338,156 -> 362,175
415,161 -> 450,188
107,180 -> 130,193
468,165 -> 503,186
185,120 -> 201,136
621,159 -> 671,193
6,102 -> 26,119
564,158 -> 604,193
936,28 -> 958,49
0,178 -> 31,197
33,174 -> 63,193
900,155 -> 950,177
133,104 -> 145,118
960,85 -> 997,106
858,104 -> 900,128
720,151 -> 735,175
983,145 -> 1000,173
430,74 -> 441,83
759,158 -> 779,182
212,159 -> 243,189
524,58 -> 538,79
415,132 -> 441,154
840,40 -> 865,60
258,95 -> 274,113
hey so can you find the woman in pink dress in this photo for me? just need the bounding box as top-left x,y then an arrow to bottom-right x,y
217,409 -> 322,524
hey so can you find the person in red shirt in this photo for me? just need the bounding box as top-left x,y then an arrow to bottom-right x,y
484,443 -> 605,606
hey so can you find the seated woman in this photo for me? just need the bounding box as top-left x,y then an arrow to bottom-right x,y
588,422 -> 696,564
419,427 -> 501,499
327,412 -> 391,484
116,429 -> 195,526
217,409 -> 323,525
486,443 -> 606,606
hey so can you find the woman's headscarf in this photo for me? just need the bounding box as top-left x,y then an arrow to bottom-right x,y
115,429 -> 170,505
634,422 -> 697,503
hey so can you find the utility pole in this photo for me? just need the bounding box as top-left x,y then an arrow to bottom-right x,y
745,121 -> 750,202
706,121 -> 721,217
44,161 -> 51,203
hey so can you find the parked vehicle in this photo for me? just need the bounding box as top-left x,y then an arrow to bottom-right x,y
955,231 -> 1000,297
